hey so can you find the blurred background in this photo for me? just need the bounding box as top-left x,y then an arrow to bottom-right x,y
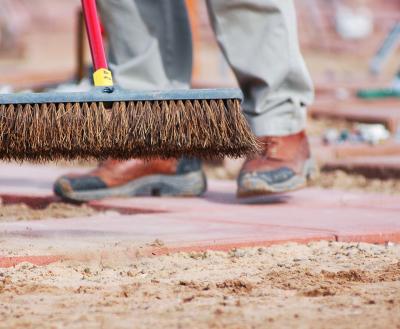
0,0 -> 399,192
1,1 -> 399,90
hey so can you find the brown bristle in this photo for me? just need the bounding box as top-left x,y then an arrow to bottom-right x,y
0,99 -> 260,162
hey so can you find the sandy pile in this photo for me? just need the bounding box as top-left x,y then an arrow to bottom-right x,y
0,200 -> 97,222
312,170 -> 400,194
0,241 -> 399,329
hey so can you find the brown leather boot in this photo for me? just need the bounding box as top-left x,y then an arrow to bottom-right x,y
54,158 -> 206,202
237,131 -> 316,197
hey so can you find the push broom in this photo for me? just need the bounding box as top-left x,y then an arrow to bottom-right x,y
0,0 -> 258,162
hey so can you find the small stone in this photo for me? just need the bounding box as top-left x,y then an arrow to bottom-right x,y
214,308 -> 223,315
229,249 -> 247,258
257,247 -> 267,254
150,239 -> 165,247
293,258 -> 306,262
183,296 -> 195,303
385,241 -> 395,248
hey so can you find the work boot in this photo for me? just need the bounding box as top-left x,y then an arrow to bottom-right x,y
237,131 -> 316,197
54,158 -> 206,202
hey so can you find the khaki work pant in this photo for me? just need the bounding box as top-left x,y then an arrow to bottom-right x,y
97,0 -> 314,136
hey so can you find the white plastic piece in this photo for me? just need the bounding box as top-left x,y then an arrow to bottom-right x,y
391,75 -> 400,91
0,85 -> 13,94
356,123 -> 390,145
335,5 -> 374,40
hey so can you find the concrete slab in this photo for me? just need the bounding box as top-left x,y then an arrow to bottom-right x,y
0,163 -> 399,267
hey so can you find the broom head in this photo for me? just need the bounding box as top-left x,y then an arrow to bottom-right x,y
0,87 -> 260,162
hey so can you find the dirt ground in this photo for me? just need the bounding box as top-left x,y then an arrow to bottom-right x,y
0,200 -> 97,222
0,241 -> 399,329
312,170 -> 400,195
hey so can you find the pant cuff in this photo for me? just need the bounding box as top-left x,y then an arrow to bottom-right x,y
244,105 -> 307,137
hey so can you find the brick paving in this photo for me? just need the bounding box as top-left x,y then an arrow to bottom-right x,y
323,155 -> 400,179
0,163 -> 399,267
314,139 -> 400,160
310,97 -> 400,133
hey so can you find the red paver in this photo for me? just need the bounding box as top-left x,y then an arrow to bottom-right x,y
313,79 -> 392,96
323,155 -> 400,179
0,163 -> 399,267
310,138 -> 400,178
311,138 -> 400,163
309,97 -> 400,133
0,256 -> 62,268
92,183 -> 400,244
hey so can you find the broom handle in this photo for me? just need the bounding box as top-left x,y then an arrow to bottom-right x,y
81,0 -> 114,88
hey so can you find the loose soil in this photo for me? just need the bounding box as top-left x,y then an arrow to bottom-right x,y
312,170 -> 400,195
0,241 -> 399,329
0,200 -> 97,222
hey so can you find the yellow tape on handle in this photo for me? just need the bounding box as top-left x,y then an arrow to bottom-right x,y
93,68 -> 114,87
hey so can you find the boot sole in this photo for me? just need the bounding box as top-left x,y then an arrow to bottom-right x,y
58,171 -> 207,202
237,158 -> 318,198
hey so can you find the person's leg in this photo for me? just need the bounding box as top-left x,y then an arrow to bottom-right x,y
133,0 -> 193,88
96,0 -> 192,89
206,0 -> 316,196
54,1 -> 205,202
206,0 -> 313,136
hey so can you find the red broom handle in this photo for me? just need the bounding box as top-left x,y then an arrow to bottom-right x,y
81,0 -> 108,71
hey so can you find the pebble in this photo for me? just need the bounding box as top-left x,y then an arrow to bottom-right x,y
230,249 -> 247,258
257,247 -> 268,254
293,257 -> 307,262
385,242 -> 395,248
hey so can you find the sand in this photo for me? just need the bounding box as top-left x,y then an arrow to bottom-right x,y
312,170 -> 400,195
1,241 -> 399,329
0,200 -> 97,222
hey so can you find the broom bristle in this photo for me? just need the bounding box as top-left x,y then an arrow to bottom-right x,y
0,99 -> 260,162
